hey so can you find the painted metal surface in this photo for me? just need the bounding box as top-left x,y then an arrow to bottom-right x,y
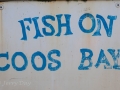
0,1 -> 120,90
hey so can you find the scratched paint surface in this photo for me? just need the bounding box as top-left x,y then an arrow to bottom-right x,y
0,1 -> 120,90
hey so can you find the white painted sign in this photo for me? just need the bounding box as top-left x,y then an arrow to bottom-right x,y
0,1 -> 120,90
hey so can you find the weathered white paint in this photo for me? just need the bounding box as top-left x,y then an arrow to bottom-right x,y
0,1 -> 120,90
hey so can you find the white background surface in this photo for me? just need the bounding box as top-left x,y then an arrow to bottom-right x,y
0,1 -> 120,90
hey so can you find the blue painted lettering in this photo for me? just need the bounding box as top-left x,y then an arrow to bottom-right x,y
48,49 -> 61,71
0,52 -> 10,71
95,49 -> 112,69
55,14 -> 73,36
12,52 -> 28,71
93,15 -> 117,37
78,13 -> 96,33
31,51 -> 46,71
78,49 -> 93,70
108,49 -> 120,70
42,15 -> 55,36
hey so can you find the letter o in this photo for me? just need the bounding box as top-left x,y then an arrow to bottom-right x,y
31,51 -> 46,71
78,13 -> 96,33
12,52 -> 28,71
